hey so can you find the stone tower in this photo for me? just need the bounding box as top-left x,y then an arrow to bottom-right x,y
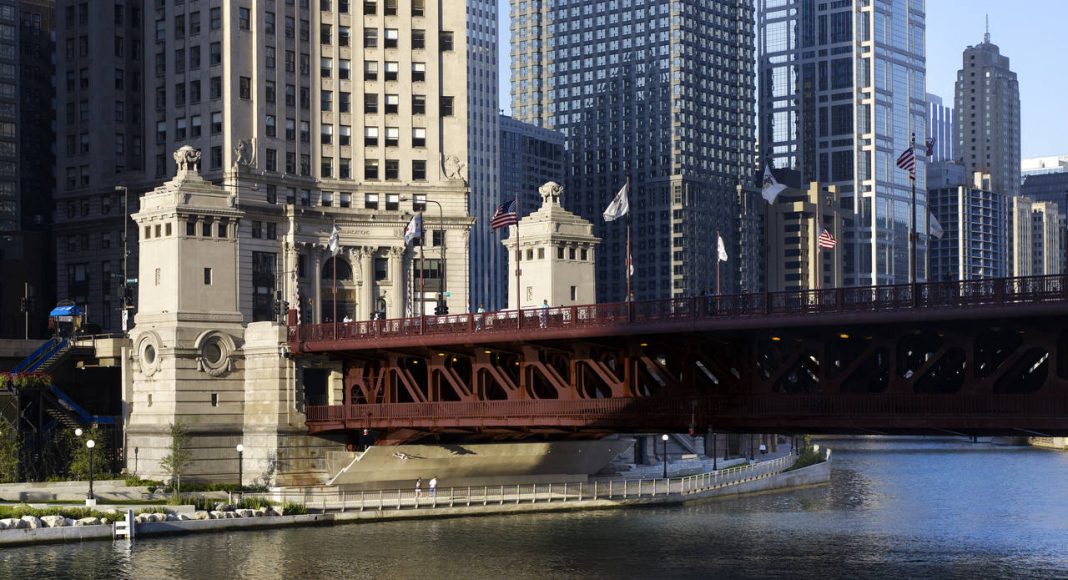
502,182 -> 600,310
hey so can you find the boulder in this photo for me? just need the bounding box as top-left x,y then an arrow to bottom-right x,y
74,517 -> 101,527
213,503 -> 232,512
209,511 -> 226,519
177,513 -> 192,521
20,516 -> 43,529
192,511 -> 210,521
0,518 -> 25,529
254,507 -> 268,517
165,513 -> 178,522
40,515 -> 69,528
235,509 -> 256,518
268,507 -> 284,517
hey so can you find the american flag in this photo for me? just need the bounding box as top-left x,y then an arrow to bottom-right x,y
818,227 -> 838,249
896,147 -> 916,181
491,199 -> 518,230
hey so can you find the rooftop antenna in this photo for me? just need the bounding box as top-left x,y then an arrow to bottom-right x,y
984,15 -> 990,43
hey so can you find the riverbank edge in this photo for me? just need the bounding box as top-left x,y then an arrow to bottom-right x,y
0,460 -> 830,547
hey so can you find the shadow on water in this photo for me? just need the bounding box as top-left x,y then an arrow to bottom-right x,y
2,437 -> 1068,579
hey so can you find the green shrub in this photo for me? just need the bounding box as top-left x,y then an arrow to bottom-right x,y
282,501 -> 306,515
123,475 -> 164,488
0,504 -> 126,523
237,496 -> 275,510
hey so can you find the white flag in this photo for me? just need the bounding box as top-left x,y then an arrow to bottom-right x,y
327,224 -> 340,256
717,234 -> 729,262
929,212 -> 944,240
404,213 -> 422,245
603,181 -> 630,222
761,165 -> 788,204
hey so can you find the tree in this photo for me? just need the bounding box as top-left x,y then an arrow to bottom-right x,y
159,422 -> 193,499
67,426 -> 109,480
0,427 -> 18,483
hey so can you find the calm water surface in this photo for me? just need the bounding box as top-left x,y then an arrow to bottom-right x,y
3,438 -> 1068,579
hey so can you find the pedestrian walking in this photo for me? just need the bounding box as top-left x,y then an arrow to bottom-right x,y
415,478 -> 422,500
429,476 -> 437,498
539,299 -> 549,328
759,442 -> 768,459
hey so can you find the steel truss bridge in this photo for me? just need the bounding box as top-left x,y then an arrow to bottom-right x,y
288,275 -> 1068,444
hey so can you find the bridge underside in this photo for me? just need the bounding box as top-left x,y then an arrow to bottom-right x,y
303,310 -> 1068,444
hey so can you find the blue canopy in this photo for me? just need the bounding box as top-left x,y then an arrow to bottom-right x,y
49,305 -> 83,317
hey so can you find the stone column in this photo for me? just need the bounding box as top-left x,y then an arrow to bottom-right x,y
357,247 -> 374,321
388,247 -> 405,318
312,247 -> 323,323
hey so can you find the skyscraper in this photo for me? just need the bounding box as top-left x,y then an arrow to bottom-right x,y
54,0 -> 145,332
926,93 -> 956,163
465,0 -> 500,313
927,163 -> 1008,281
510,0 -> 756,301
759,0 -> 928,287
955,26 -> 1020,197
0,0 -> 55,338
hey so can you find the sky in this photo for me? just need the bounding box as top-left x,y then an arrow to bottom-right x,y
497,1 -> 1068,159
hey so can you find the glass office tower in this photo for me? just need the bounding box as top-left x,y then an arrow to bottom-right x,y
759,0 -> 927,286
511,0 -> 756,300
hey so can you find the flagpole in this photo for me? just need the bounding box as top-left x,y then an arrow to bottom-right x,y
625,176 -> 632,302
910,132 -> 917,290
815,186 -> 821,292
514,191 -> 521,313
332,225 -> 338,336
419,209 -> 426,319
716,230 -> 721,296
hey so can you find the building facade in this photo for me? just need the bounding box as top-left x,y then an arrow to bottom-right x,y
759,0 -> 928,287
1022,155 -> 1068,177
925,92 -> 955,163
1012,196 -> 1063,277
54,0 -> 146,333
494,114 -> 565,309
927,163 -> 1008,281
511,0 -> 756,301
767,182 -> 844,292
954,29 -> 1020,197
465,0 -> 500,314
0,0 -> 55,339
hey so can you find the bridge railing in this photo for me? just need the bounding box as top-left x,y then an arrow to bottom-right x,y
245,452 -> 809,512
290,274 -> 1068,346
305,397 -> 693,424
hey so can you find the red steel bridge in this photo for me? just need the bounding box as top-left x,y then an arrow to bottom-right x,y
288,275 -> 1068,445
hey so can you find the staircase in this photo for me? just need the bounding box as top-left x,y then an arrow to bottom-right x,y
3,337 -> 117,428
9,337 -> 71,374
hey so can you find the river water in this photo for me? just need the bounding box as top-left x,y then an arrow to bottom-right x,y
3,438 -> 1068,579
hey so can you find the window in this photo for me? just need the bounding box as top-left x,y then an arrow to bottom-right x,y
365,159 -> 379,180
412,29 -> 425,49
385,0 -> 398,16
321,90 -> 332,111
211,146 -> 222,169
384,29 -> 398,48
286,84 -> 296,107
209,42 -> 221,66
340,192 -> 352,208
364,28 -> 377,48
300,121 -> 310,143
175,118 -> 186,141
412,0 -> 425,16
190,45 -> 201,69
204,268 -> 212,285
441,96 -> 454,116
321,191 -> 333,207
364,61 -> 378,80
365,193 -> 379,209
252,251 -> 277,321
239,77 -> 251,100
340,126 -> 351,146
210,7 -> 221,30
340,159 -> 351,179
190,80 -> 201,103
266,149 -> 277,171
339,60 -> 350,80
412,160 -> 426,181
285,118 -> 296,141
321,157 -> 332,178
321,125 -> 333,144
320,24 -> 332,44
364,127 -> 379,146
320,57 -> 332,77
385,193 -> 400,211
385,127 -> 399,147
385,94 -> 399,114
339,26 -> 350,47
239,7 -> 250,30
440,31 -> 453,51
339,92 -> 351,112
411,62 -> 426,82
365,93 -> 378,113
211,112 -> 223,134
412,128 -> 426,147
266,81 -> 276,103
265,46 -> 276,69
252,221 -> 263,239
364,0 -> 377,15
412,94 -> 426,115
190,11 -> 201,35
384,61 -> 398,81
191,115 -> 202,137
266,115 -> 276,137
265,12 -> 275,34
385,160 -> 399,180
300,189 -> 311,206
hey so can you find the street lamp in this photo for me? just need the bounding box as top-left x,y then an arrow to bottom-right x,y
115,185 -> 131,331
86,439 -> 96,505
711,427 -> 718,471
236,444 -> 244,488
661,434 -> 669,479
401,196 -> 446,316
75,428 -> 83,438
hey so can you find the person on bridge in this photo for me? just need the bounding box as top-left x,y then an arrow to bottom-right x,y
415,478 -> 422,501
475,303 -> 485,331
539,300 -> 549,328
429,476 -> 438,498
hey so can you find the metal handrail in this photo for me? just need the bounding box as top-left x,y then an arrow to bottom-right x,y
243,451 -> 819,513
289,274 -> 1068,347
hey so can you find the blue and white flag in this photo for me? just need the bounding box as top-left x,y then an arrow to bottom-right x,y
327,224 -> 340,256
404,213 -> 423,245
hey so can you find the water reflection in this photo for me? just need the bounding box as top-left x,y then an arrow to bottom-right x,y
2,438 -> 1068,579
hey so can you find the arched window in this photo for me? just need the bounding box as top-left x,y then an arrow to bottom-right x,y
321,256 -> 353,281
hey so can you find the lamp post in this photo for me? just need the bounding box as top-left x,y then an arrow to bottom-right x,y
661,434 -> 669,479
86,439 -> 96,505
402,196 -> 446,314
75,428 -> 83,438
115,185 -> 130,331
711,428 -> 718,471
236,444 -> 244,488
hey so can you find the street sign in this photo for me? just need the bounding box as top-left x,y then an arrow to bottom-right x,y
127,278 -> 138,284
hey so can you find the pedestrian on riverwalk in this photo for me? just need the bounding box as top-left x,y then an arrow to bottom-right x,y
415,478 -> 422,500
759,442 -> 768,459
429,476 -> 438,498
